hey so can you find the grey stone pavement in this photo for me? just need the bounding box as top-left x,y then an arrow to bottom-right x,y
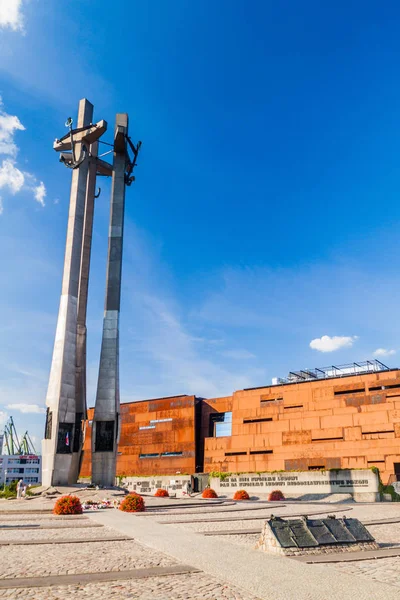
1,493 -> 400,599
90,503 -> 400,600
0,573 -> 255,599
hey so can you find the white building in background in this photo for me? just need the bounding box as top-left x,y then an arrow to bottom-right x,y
0,454 -> 42,485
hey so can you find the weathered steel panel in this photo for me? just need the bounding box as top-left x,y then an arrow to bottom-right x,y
344,518 -> 375,542
324,518 -> 356,543
306,520 -> 337,545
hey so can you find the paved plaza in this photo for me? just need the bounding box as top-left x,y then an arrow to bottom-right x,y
1,491 -> 400,598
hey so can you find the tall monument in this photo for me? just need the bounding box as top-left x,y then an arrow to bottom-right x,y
43,100 -> 140,487
42,100 -> 108,486
91,114 -> 141,486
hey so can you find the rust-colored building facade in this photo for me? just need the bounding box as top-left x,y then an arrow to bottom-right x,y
80,394 -> 198,477
80,362 -> 400,484
204,366 -> 400,484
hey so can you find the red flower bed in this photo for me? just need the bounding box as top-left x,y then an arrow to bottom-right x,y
268,490 -> 285,501
53,495 -> 83,515
233,489 -> 250,501
119,492 -> 145,512
154,488 -> 169,497
202,488 -> 218,499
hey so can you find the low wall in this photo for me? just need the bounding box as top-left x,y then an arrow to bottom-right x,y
210,469 -> 379,502
123,475 -> 191,497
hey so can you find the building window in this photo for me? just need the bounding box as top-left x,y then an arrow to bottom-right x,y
243,417 -> 273,424
334,388 -> 365,396
260,396 -> 283,403
210,412 -> 232,437
370,384 -> 400,391
139,453 -> 159,459
56,423 -> 73,454
73,413 -> 83,452
225,451 -> 247,456
161,452 -> 183,457
311,436 -> 343,442
95,421 -> 115,452
44,408 -> 52,439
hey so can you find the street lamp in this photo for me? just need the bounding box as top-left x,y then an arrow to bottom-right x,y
3,469 -> 8,491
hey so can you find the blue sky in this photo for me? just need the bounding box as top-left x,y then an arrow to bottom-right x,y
1,1 -> 400,446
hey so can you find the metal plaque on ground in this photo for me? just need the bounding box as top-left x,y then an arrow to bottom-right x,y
257,515 -> 378,556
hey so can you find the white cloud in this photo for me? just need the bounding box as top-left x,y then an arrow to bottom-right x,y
373,348 -> 396,357
0,410 -> 7,425
0,98 -> 46,213
0,158 -> 24,193
0,108 -> 25,156
0,159 -> 46,208
5,403 -> 46,414
0,0 -> 24,32
309,335 -> 358,353
33,181 -> 46,207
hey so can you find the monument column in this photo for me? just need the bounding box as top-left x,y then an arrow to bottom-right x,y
92,114 -> 128,486
70,140 -> 99,483
42,99 -> 93,486
42,101 -> 108,486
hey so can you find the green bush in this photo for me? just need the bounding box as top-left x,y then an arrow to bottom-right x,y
371,466 -> 400,502
8,480 -> 18,493
0,481 -> 18,499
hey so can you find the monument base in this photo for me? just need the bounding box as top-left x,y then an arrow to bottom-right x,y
210,468 -> 380,501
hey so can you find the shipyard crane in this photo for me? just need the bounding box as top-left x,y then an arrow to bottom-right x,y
2,417 -> 37,455
3,417 -> 20,455
18,431 -> 37,455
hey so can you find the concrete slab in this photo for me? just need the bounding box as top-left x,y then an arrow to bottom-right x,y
0,535 -> 130,546
138,504 -> 284,517
0,523 -> 103,530
203,528 -> 261,536
159,506 -> 354,524
364,517 -> 400,525
0,564 -> 200,589
0,509 -> 53,515
293,546 -> 400,563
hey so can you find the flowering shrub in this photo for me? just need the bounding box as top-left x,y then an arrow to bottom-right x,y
119,492 -> 145,512
268,490 -> 285,501
202,488 -> 218,499
155,488 -> 169,497
233,489 -> 250,501
53,495 -> 83,515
